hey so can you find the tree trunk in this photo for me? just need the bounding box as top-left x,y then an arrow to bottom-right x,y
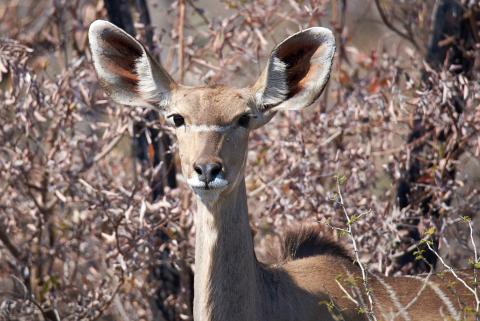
103,1 -> 184,320
395,0 -> 479,273
104,0 -> 177,199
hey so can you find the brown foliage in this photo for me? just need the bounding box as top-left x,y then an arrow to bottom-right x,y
0,0 -> 479,320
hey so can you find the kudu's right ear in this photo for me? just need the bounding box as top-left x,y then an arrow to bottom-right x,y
88,20 -> 176,108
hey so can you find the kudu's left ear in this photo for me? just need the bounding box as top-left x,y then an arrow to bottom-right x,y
88,20 -> 176,109
253,27 -> 335,112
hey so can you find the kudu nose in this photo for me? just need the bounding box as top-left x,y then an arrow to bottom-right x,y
193,162 -> 223,183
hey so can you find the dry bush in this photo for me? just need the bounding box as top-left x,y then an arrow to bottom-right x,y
0,0 -> 479,320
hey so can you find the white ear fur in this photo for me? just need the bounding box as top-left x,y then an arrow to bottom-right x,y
255,27 -> 335,111
88,20 -> 176,108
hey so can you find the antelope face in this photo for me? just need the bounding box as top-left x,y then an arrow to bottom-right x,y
88,20 -> 335,199
167,86 -> 260,195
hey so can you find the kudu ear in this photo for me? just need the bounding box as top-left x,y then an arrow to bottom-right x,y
253,27 -> 335,113
88,20 -> 176,108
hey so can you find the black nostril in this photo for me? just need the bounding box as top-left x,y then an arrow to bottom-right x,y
205,163 -> 222,183
210,164 -> 221,178
194,162 -> 223,183
194,164 -> 203,176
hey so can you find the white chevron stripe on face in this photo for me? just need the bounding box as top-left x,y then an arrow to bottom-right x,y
184,124 -> 234,133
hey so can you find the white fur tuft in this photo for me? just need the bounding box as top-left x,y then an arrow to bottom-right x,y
260,57 -> 289,106
187,176 -> 228,190
88,20 -> 174,109
135,55 -> 160,101
256,26 -> 335,111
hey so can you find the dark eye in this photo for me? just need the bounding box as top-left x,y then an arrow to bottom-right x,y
170,114 -> 185,127
238,114 -> 250,128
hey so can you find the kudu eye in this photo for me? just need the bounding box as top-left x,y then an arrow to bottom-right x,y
169,114 -> 185,127
237,114 -> 250,128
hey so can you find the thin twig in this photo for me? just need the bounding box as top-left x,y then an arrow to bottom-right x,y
426,241 -> 480,309
373,0 -> 420,51
393,271 -> 433,319
0,225 -> 22,260
178,0 -> 186,83
93,125 -> 128,163
335,176 -> 377,321
335,279 -> 359,306
186,0 -> 210,25
469,219 -> 480,313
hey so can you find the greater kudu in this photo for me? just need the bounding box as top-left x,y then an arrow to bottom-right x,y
89,19 -> 475,321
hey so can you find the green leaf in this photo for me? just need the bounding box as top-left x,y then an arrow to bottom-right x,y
335,174 -> 347,185
348,215 -> 360,226
413,249 -> 425,260
424,227 -> 436,237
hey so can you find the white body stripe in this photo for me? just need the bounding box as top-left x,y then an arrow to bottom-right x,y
407,275 -> 461,321
373,275 -> 412,321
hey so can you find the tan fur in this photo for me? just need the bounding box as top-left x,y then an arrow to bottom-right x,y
88,20 -> 476,321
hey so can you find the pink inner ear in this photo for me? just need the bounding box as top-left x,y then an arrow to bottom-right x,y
103,59 -> 138,82
102,29 -> 143,58
276,41 -> 318,97
98,29 -> 143,88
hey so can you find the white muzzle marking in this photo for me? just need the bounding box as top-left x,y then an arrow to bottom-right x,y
187,176 -> 229,190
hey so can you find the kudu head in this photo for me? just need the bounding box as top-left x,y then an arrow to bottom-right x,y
88,20 -> 335,202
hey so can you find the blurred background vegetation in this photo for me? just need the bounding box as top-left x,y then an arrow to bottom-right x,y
0,0 -> 479,320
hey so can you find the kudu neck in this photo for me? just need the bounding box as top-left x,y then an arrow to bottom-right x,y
193,178 -> 259,321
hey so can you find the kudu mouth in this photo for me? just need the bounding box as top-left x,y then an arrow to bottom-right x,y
188,157 -> 228,191
187,176 -> 229,191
